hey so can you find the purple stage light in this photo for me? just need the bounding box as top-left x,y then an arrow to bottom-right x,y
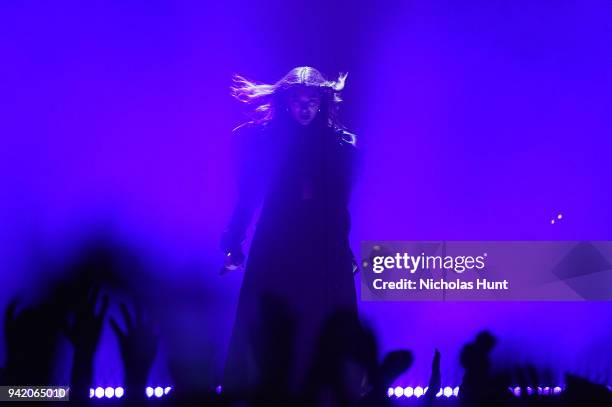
386,384 -> 564,399
510,386 -> 564,397
92,386 -> 171,399
216,385 -> 222,394
386,385 -> 462,399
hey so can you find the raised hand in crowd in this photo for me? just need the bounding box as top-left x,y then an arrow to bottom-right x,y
110,302 -> 159,402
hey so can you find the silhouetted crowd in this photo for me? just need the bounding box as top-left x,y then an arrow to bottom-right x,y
1,240 -> 611,406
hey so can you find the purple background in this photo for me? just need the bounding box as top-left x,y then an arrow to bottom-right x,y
1,0 -> 611,388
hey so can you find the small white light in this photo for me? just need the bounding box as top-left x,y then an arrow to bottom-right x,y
404,386 -> 413,397
444,386 -> 453,397
105,387 -> 114,398
115,387 -> 124,398
453,386 -> 460,396
154,387 -> 164,397
414,386 -> 424,398
387,387 -> 394,397
146,387 -> 154,398
393,386 -> 403,397
95,387 -> 104,399
164,386 -> 172,395
89,388 -> 94,399
557,214 -> 563,219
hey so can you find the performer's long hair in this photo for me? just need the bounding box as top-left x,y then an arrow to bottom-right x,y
231,66 -> 347,128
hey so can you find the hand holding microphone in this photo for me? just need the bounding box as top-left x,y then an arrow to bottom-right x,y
221,248 -> 245,275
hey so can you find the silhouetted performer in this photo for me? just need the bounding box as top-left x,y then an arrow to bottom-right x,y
221,67 -> 359,399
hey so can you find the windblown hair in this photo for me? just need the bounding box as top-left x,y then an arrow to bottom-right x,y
231,66 -> 348,128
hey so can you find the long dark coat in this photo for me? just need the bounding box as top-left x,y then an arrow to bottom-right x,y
222,114 -> 359,397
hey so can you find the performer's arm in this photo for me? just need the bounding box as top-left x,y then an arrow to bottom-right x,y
341,129 -> 360,274
220,124 -> 262,268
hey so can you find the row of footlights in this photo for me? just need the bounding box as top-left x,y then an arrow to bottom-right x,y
89,386 -> 172,399
387,385 -> 566,398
